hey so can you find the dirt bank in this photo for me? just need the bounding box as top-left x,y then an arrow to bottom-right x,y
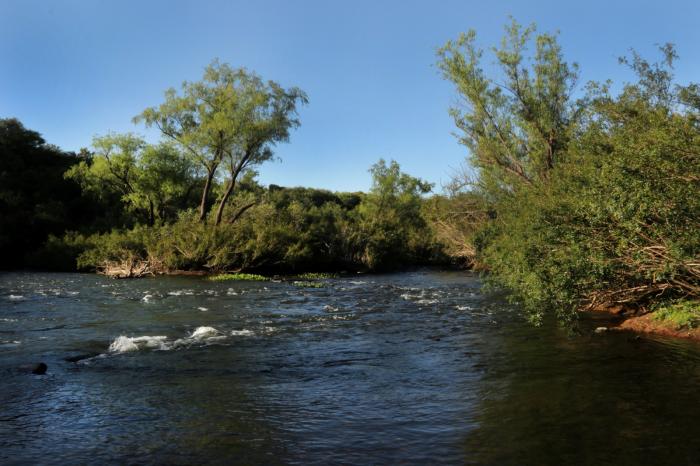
615,313 -> 700,341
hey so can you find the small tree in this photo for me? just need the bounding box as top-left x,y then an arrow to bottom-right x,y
358,160 -> 433,269
135,60 -> 307,224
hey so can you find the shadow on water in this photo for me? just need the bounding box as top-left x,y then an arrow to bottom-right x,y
462,317 -> 700,465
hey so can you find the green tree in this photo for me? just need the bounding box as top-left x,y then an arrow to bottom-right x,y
0,118 -> 85,268
473,44 -> 700,323
134,60 -> 307,224
357,160 -> 433,269
437,19 -> 580,196
66,134 -> 196,225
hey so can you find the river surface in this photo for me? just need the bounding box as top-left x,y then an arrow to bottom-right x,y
1,271 -> 700,465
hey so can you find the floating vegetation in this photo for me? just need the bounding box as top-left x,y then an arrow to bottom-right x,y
292,280 -> 326,288
291,272 -> 339,280
208,273 -> 269,282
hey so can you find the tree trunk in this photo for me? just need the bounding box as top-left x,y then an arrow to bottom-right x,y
198,169 -> 216,222
214,179 -> 235,226
148,199 -> 155,226
229,201 -> 257,224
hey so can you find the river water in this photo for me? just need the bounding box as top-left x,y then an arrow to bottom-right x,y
1,271 -> 700,465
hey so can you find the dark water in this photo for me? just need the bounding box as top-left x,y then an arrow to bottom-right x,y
1,271 -> 700,465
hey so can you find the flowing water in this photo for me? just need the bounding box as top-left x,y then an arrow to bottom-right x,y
1,271 -> 700,465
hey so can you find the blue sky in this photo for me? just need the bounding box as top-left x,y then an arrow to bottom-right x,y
2,0 -> 699,192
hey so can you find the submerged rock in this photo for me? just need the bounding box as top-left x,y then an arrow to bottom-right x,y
64,353 -> 99,363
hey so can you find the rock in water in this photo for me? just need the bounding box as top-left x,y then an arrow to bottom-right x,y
594,327 -> 608,334
64,353 -> 99,363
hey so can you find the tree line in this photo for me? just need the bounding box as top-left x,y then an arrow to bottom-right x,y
2,19 -> 698,326
0,62 -> 448,275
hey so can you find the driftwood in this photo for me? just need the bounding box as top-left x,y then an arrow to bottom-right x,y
98,258 -> 159,279
584,237 -> 700,312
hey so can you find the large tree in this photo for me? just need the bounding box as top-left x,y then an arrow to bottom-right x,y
134,60 -> 307,224
437,19 -> 580,196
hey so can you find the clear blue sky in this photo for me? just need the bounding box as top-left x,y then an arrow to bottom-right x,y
2,0 -> 699,192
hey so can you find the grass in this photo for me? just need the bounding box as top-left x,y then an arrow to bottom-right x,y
652,301 -> 700,329
208,273 -> 269,282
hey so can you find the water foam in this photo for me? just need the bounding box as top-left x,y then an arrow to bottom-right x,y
108,335 -> 168,353
230,329 -> 255,336
108,326 -> 226,354
189,326 -> 220,339
8,295 -> 24,300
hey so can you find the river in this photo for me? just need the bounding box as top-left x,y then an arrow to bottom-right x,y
1,271 -> 699,465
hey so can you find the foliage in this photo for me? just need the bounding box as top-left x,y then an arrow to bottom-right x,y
439,22 -> 700,324
0,118 -> 92,268
66,134 -> 198,225
437,19 -> 581,195
135,60 -> 307,224
354,159 -> 440,270
25,232 -> 95,271
4,57 -> 453,275
423,191 -> 489,267
70,160 -> 444,275
652,301 -> 700,330
292,280 -> 326,288
291,272 -> 339,280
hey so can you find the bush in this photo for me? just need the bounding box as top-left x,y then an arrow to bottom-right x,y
653,301 -> 700,329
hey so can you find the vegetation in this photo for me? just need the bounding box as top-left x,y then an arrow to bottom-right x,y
292,281 -> 326,288
134,60 -> 308,225
1,61 -> 444,275
291,272 -> 339,280
438,19 -> 700,324
3,24 -> 698,334
652,301 -> 700,330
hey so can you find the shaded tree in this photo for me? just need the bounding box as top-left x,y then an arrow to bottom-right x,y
0,118 -> 84,267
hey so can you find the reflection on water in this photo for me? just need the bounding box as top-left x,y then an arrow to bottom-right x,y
1,271 -> 699,465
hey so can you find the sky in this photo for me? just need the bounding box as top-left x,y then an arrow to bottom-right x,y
2,0 -> 700,192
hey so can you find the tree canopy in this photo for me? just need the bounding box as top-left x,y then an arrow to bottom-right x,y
134,60 -> 308,224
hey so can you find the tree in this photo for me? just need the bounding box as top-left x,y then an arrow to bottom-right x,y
0,118 -> 84,267
357,160 -> 433,269
134,60 -> 307,224
66,134 -> 196,225
437,19 -> 580,196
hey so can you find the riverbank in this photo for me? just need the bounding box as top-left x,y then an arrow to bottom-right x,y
591,300 -> 700,342
617,313 -> 700,340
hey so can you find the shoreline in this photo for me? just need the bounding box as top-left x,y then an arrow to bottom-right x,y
589,309 -> 700,342
614,313 -> 700,341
